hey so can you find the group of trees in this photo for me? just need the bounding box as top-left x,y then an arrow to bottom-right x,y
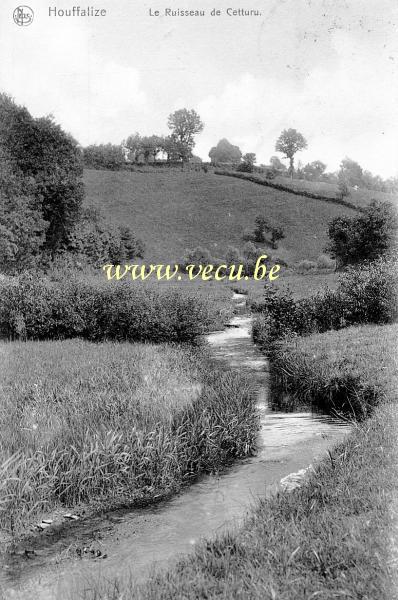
208,129 -> 397,194
0,94 -> 143,273
84,109 -> 205,170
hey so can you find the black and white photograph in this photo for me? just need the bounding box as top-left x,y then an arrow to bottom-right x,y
0,0 -> 397,598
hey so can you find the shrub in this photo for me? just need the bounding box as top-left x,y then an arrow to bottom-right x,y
225,246 -> 243,265
0,276 -> 216,344
326,200 -> 397,267
296,259 -> 317,273
316,253 -> 335,270
69,206 -> 144,266
83,143 -> 126,170
236,161 -> 253,173
180,246 -> 216,269
252,256 -> 398,346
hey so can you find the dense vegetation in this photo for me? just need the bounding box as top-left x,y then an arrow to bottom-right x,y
0,95 -> 142,273
0,276 -> 219,343
0,341 -> 258,539
252,257 -> 397,347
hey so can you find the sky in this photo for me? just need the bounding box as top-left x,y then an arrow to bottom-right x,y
1,0 -> 398,177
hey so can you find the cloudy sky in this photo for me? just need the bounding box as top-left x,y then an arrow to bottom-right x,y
1,0 -> 397,176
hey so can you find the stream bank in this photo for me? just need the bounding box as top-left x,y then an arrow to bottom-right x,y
1,294 -> 349,599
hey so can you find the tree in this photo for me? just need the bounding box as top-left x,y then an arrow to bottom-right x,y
275,128 -> 307,179
125,132 -> 141,162
167,108 -> 204,162
242,153 -> 256,166
253,215 -> 269,243
340,157 -> 363,188
337,172 -> 350,199
0,158 -> 48,273
326,200 -> 397,267
270,155 -> 287,172
303,160 -> 326,181
0,94 -> 83,256
209,138 -> 242,165
270,226 -> 285,249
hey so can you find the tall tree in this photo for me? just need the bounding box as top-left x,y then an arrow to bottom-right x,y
125,132 -> 141,162
0,94 -> 83,255
339,157 -> 363,188
275,128 -> 307,178
303,160 -> 326,180
167,108 -> 204,162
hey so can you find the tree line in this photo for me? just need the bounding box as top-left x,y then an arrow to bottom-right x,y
83,119 -> 398,195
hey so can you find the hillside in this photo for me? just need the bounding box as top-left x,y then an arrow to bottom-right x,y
272,175 -> 397,209
83,169 -> 357,264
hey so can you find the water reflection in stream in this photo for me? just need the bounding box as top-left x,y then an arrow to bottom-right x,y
2,294 -> 349,599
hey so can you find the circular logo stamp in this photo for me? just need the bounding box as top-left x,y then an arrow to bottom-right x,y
13,6 -> 34,26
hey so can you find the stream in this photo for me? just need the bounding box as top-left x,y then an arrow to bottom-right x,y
1,294 -> 349,599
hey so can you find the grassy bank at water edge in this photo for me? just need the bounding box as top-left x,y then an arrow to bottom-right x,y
0,340 -> 258,542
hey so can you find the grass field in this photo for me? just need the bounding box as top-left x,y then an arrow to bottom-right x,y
83,169 -> 357,264
0,340 -> 257,541
75,323 -> 398,600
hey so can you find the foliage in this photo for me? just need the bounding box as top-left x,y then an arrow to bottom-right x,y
83,144 -> 125,170
340,157 -> 363,188
242,152 -> 256,165
167,108 -> 204,162
302,160 -> 326,180
68,206 -> 144,266
275,128 -> 307,177
269,155 -> 287,171
252,256 -> 398,345
296,259 -> 317,273
251,215 -> 285,249
0,159 -> 48,273
316,253 -> 336,270
236,160 -> 254,173
181,246 -> 217,269
0,276 -> 218,344
0,94 -> 84,256
326,200 -> 397,267
209,138 -> 242,165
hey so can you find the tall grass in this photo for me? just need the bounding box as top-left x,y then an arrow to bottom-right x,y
270,323 -> 397,419
0,340 -> 258,539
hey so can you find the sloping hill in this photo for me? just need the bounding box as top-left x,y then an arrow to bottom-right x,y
83,169 -> 357,264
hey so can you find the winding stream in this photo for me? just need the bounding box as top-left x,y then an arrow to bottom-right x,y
2,294 -> 349,599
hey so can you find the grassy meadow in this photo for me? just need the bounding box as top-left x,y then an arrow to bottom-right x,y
83,169 -> 357,264
0,340 -> 258,541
